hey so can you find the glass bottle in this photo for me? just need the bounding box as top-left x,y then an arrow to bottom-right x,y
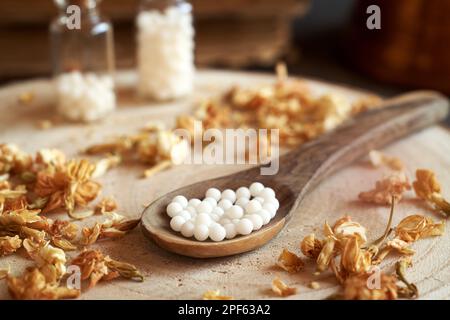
137,0 -> 195,101
50,0 -> 116,122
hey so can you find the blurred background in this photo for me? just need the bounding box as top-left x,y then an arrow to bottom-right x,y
0,0 -> 449,99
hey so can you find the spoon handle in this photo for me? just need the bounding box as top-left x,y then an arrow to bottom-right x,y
273,91 -> 449,198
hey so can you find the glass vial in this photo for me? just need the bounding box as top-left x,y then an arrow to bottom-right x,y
50,0 -> 116,122
137,0 -> 195,101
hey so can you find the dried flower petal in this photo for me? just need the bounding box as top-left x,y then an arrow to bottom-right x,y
71,249 -> 143,288
0,235 -> 22,256
202,290 -> 233,300
0,144 -> 32,175
343,272 -> 398,300
68,209 -> 94,220
85,136 -> 135,155
80,214 -> 139,245
0,266 -> 9,280
369,150 -> 404,171
413,169 -> 441,200
95,196 -> 117,215
0,209 -> 43,226
271,277 -> 297,297
333,216 -> 367,245
176,115 -> 202,143
36,149 -> 66,168
316,237 -> 336,272
276,249 -> 304,273
300,233 -> 322,259
395,214 -> 445,243
18,91 -> 34,105
340,236 -> 372,274
37,120 -> 53,130
24,241 -> 67,282
92,155 -> 121,178
35,159 -> 101,214
51,237 -> 77,251
358,172 -> 411,205
413,169 -> 450,216
104,256 -> 144,282
81,222 -> 102,246
48,220 -> 78,240
386,238 -> 415,255
71,249 -> 115,288
7,267 -> 79,300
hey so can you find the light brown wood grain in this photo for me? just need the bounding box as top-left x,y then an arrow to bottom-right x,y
0,70 -> 449,299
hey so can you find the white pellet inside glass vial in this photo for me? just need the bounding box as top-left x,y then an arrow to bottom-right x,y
166,182 -> 279,241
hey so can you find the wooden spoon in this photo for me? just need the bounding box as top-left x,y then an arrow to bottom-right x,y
141,91 -> 449,258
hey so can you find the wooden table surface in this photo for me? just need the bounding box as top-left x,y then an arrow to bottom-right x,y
0,70 -> 449,299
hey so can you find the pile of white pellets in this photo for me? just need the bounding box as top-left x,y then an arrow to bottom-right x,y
56,71 -> 116,122
166,182 -> 279,242
136,7 -> 194,100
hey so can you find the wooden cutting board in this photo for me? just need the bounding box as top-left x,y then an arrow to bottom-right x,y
0,70 -> 449,300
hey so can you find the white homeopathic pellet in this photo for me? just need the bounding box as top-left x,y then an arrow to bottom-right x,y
258,187 -> 276,200
180,221 -> 195,237
203,197 -> 217,208
245,200 -> 262,214
257,209 -> 271,225
188,198 -> 201,208
247,214 -> 263,230
249,182 -> 265,197
177,210 -> 191,220
196,213 -> 212,226
209,224 -> 226,241
212,207 -> 224,216
185,206 -> 197,215
262,203 -> 277,217
225,205 -> 244,219
196,201 -> 213,214
236,219 -> 253,235
218,199 -> 233,211
194,224 -> 209,241
253,196 -> 265,205
236,187 -> 251,199
167,202 -> 183,217
205,188 -> 222,201
224,223 -> 237,239
172,195 -> 188,208
235,197 -> 249,208
166,183 -> 279,241
137,7 -> 194,100
221,189 -> 236,203
210,213 -> 220,222
219,218 -> 231,225
170,216 -> 186,232
267,198 -> 280,210
56,71 -> 116,122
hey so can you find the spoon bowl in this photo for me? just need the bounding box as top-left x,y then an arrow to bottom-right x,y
141,91 -> 449,258
141,174 -> 296,258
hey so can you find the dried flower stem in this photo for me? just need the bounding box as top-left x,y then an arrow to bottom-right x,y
144,160 -> 172,178
371,195 -> 396,248
430,193 -> 450,217
395,259 -> 418,299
